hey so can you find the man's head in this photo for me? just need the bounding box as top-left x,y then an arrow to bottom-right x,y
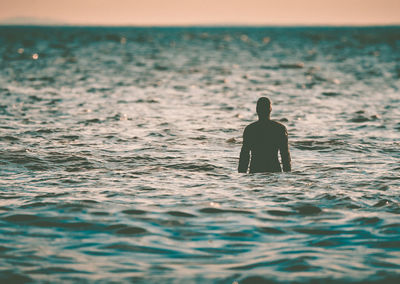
256,97 -> 272,119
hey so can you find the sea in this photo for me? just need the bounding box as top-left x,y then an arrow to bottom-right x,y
0,26 -> 399,283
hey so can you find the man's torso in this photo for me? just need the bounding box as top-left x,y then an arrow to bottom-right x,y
245,120 -> 285,173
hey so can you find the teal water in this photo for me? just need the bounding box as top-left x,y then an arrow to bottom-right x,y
0,26 -> 400,283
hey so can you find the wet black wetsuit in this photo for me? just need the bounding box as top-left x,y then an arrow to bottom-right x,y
238,119 -> 291,173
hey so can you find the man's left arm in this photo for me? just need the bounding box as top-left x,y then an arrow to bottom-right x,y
280,126 -> 291,172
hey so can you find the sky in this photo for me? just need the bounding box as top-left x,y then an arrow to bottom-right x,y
1,0 -> 399,26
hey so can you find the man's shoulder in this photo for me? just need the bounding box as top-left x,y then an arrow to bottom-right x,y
244,121 -> 259,133
244,120 -> 287,134
270,120 -> 287,130
245,121 -> 259,128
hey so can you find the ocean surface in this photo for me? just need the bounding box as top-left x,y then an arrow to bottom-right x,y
0,26 -> 399,283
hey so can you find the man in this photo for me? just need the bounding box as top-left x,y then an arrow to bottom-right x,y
238,97 -> 291,173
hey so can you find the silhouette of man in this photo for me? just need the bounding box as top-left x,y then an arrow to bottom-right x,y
238,97 -> 291,173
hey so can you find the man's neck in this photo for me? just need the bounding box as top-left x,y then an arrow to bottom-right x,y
258,116 -> 271,122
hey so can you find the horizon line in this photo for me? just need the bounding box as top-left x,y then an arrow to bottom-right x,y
1,23 -> 400,28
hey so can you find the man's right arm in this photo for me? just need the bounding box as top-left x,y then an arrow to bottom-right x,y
238,127 -> 250,173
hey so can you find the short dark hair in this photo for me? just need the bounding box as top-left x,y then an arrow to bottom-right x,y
256,97 -> 271,115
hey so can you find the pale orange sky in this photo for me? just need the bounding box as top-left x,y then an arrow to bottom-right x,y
1,0 -> 399,25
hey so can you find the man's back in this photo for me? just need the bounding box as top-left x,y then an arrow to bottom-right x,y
238,119 -> 291,173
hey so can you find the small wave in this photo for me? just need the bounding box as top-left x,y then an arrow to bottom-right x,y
107,224 -> 147,235
44,152 -> 97,171
220,230 -> 257,238
173,85 -> 187,91
196,246 -> 250,255
367,241 -> 400,249
295,204 -> 322,215
166,211 -> 196,218
86,87 -> 112,93
294,227 -> 343,235
153,64 -> 169,71
34,220 -> 102,231
229,259 -> 287,270
257,227 -> 285,234
0,195 -> 19,200
122,209 -> 147,215
0,150 -> 48,170
0,135 -> 19,142
199,207 -> 253,214
35,192 -> 69,198
349,116 -> 373,123
266,209 -> 295,217
353,217 -> 382,225
322,92 -> 341,97
261,62 -> 304,70
59,135 -> 80,140
0,245 -> 12,253
310,239 -> 341,247
20,202 -> 57,209
373,199 -> 394,207
293,139 -> 347,151
3,214 -> 39,222
135,98 -> 159,103
167,162 -> 222,172
379,223 -> 400,235
239,276 -> 278,284
279,62 -> 304,69
55,202 -> 97,212
101,242 -> 176,254
0,271 -> 32,283
79,118 -> 102,125
28,267 -> 90,275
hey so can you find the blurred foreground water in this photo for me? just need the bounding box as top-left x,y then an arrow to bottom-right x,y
0,26 -> 400,283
